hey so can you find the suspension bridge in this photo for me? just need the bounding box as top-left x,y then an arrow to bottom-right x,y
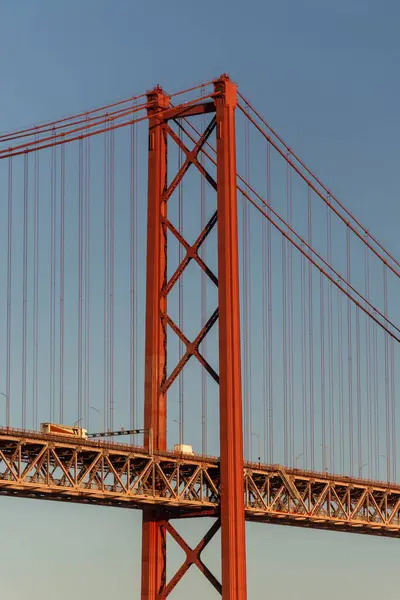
0,75 -> 399,598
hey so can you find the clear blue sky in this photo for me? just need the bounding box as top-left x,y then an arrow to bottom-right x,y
1,1 -> 400,598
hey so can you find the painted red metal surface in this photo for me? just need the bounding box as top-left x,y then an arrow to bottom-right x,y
214,76 -> 248,599
141,76 -> 247,598
141,86 -> 169,599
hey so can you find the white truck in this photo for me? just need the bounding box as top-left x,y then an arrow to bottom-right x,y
173,444 -> 194,456
40,422 -> 88,439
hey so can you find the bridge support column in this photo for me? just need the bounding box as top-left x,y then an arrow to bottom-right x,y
141,85 -> 169,599
214,76 -> 248,599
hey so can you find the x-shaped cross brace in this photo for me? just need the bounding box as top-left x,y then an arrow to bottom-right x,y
161,308 -> 219,393
162,210 -> 218,296
163,116 -> 217,202
158,114 -> 220,393
158,518 -> 222,597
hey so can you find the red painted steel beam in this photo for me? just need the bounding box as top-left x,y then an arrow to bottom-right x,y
162,100 -> 215,121
214,75 -> 248,599
141,85 -> 170,600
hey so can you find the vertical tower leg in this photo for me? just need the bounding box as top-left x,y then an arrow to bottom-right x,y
141,86 -> 170,600
214,76 -> 248,599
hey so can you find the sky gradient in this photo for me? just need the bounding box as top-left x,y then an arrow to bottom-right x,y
1,1 -> 400,598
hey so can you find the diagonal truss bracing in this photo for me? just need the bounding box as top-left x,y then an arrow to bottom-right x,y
0,430 -> 400,538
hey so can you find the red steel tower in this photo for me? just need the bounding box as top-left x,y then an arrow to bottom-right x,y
141,75 -> 247,599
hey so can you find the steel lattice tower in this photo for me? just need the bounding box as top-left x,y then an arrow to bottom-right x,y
141,75 -> 247,599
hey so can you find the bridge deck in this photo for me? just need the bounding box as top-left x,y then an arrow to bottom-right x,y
0,428 -> 399,538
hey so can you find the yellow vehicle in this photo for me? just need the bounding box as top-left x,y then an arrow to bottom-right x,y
40,422 -> 88,439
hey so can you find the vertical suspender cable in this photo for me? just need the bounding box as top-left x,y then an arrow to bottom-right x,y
346,226 -> 354,475
338,289 -> 344,473
356,305 -> 362,474
262,149 -> 267,461
22,153 -> 28,429
245,114 -> 252,461
308,186 -> 315,470
365,236 -> 372,477
373,315 -> 379,477
83,125 -> 87,426
50,140 -> 56,421
370,276 -> 375,481
282,235 -> 288,465
49,145 -> 53,421
6,158 -> 12,426
85,127 -> 91,427
390,336 -> 396,480
200,91 -> 207,455
103,129 -> 109,432
134,121 -> 139,431
33,139 -> 39,429
327,209 -> 334,471
320,273 -> 326,471
301,250 -> 307,465
266,142 -> 273,463
178,126 -> 184,445
60,142 -> 65,423
383,263 -> 390,480
242,114 -> 250,460
78,139 -> 83,424
286,156 -> 294,465
130,107 -> 137,443
52,146 -> 57,421
109,124 -> 115,432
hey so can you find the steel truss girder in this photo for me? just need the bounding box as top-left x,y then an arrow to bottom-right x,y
1,431 -> 400,538
0,432 -> 219,509
245,466 -> 400,536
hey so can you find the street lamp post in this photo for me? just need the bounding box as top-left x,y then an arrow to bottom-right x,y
321,444 -> 328,473
90,406 -> 101,433
295,453 -> 303,468
251,432 -> 261,464
359,462 -> 368,478
0,392 -> 8,427
380,454 -> 390,481
173,419 -> 182,445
